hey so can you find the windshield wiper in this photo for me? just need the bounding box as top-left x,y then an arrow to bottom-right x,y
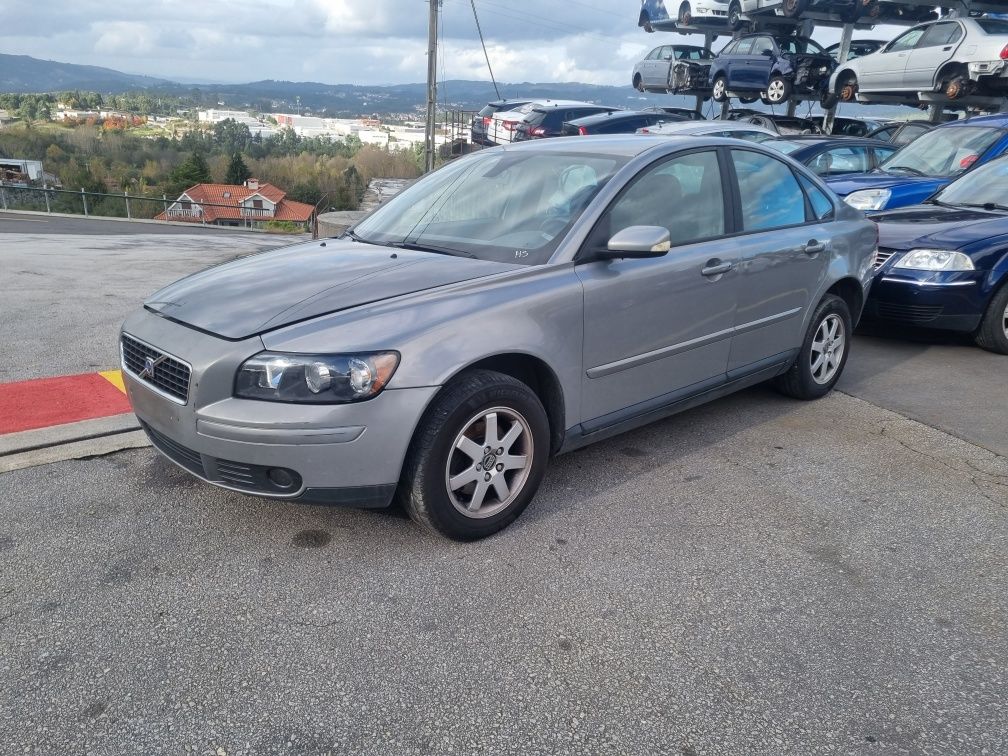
885,166 -> 927,177
389,240 -> 477,259
958,202 -> 1008,212
342,229 -> 381,246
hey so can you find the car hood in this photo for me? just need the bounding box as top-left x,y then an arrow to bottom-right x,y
144,239 -> 520,340
825,172 -> 946,198
875,204 -> 1008,250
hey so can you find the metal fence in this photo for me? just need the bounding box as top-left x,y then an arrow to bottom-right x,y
0,183 -> 307,230
439,110 -> 479,158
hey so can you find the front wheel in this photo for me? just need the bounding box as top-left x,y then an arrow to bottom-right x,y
838,74 -> 859,103
711,75 -> 728,103
975,283 -> 1008,355
729,1 -> 743,30
774,294 -> 852,400
633,73 -> 644,92
398,369 -> 551,540
763,75 -> 792,105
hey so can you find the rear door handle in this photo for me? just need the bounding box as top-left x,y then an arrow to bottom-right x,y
803,240 -> 826,255
701,260 -> 733,277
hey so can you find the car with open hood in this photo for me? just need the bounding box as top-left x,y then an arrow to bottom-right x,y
121,135 -> 876,540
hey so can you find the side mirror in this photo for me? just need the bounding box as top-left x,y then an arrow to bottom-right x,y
601,225 -> 671,259
761,49 -> 774,57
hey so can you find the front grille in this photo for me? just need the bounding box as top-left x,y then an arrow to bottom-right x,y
142,422 -> 205,477
873,247 -> 899,269
875,302 -> 944,322
121,334 -> 191,403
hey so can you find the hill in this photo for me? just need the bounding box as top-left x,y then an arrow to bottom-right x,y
0,53 -> 170,93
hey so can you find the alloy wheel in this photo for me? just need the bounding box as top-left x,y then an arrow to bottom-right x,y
767,80 -> 785,103
810,314 -> 845,385
1002,301 -> 1008,341
713,79 -> 725,100
445,407 -> 534,519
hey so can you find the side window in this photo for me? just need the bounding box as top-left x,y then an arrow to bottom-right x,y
895,124 -> 929,145
601,151 -> 726,247
798,175 -> 835,221
720,40 -> 739,56
919,22 -> 958,47
887,28 -> 925,53
873,146 -> 898,166
731,149 -> 807,231
733,38 -> 754,56
660,46 -> 674,60
811,147 -> 869,176
872,127 -> 895,141
647,47 -> 662,60
752,37 -> 775,55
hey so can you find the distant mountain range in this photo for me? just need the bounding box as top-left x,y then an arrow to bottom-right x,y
1,52 -> 912,119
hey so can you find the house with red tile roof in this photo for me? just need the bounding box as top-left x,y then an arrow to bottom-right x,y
155,178 -> 314,229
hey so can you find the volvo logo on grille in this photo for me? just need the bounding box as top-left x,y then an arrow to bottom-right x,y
139,354 -> 167,380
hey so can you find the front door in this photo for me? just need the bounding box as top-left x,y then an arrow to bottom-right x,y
576,149 -> 738,427
725,149 -> 832,373
858,27 -> 926,91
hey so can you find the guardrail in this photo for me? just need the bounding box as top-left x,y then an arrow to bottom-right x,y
0,183 -> 303,229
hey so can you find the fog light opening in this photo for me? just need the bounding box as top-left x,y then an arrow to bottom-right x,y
268,468 -> 296,490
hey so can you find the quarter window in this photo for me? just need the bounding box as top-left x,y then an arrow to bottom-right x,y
798,175 -> 834,221
601,151 -> 726,247
809,147 -> 870,176
731,150 -> 806,231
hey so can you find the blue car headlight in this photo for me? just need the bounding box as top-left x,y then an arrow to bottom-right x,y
894,249 -> 975,272
236,351 -> 400,403
845,188 -> 891,211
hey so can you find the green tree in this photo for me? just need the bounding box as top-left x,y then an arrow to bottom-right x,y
166,151 -> 212,196
224,151 -> 251,185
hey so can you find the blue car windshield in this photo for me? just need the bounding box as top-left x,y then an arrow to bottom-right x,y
935,157 -> 1008,208
351,150 -> 627,265
879,127 -> 1003,178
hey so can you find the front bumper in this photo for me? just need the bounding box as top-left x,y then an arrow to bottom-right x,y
864,265 -> 985,332
121,310 -> 438,507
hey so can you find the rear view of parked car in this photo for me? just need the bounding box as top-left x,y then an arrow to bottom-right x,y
472,99 -> 531,146
121,135 -> 875,541
486,101 -> 540,145
563,110 -> 685,136
710,34 -> 835,106
513,102 -> 620,141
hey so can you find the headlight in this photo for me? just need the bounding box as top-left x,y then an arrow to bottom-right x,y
235,351 -> 399,403
894,249 -> 975,272
844,188 -> 891,211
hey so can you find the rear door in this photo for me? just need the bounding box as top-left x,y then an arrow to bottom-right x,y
576,149 -> 738,426
726,38 -> 754,89
724,148 -> 832,373
746,36 -> 776,90
904,21 -> 963,90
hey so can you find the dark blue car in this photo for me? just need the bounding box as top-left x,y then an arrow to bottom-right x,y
709,34 -> 835,107
867,157 -> 1008,354
827,114 -> 1008,212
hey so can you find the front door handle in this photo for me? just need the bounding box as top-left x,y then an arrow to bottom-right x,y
803,240 -> 826,255
701,260 -> 732,277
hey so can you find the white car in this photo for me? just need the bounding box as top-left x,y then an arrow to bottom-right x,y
486,100 -> 606,146
829,17 -> 1008,104
636,120 -> 778,143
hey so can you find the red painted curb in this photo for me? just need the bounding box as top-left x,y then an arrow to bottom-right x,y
0,373 -> 133,435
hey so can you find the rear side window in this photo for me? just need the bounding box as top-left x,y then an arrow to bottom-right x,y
919,22 -> 961,47
977,19 -> 1008,34
798,175 -> 835,221
810,146 -> 870,176
733,38 -> 754,55
731,150 -> 807,231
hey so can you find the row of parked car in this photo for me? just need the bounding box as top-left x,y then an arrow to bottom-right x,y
469,98 -> 1008,355
633,17 -> 1008,107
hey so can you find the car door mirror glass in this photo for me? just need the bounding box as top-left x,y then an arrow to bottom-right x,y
605,226 -> 671,258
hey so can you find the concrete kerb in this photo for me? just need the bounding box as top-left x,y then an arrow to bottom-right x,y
0,208 -> 309,235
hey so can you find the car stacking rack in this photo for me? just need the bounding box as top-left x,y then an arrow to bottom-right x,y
637,0 -> 1008,132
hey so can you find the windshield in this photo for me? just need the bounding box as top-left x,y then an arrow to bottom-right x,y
935,156 -> 1008,207
778,37 -> 826,55
764,140 -> 805,155
879,127 -> 1003,177
351,150 -> 627,265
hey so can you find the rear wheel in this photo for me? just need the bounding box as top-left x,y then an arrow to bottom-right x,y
633,73 -> 644,92
838,73 -> 859,103
678,2 -> 692,25
975,283 -> 1008,355
398,369 -> 551,540
775,295 -> 852,400
781,0 -> 808,17
712,75 -> 728,103
942,67 -> 973,100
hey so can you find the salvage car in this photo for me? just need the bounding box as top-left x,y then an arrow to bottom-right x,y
121,136 -> 876,540
633,44 -> 714,92
639,0 -> 737,30
710,34 -> 836,106
826,114 -> 1008,211
828,18 -> 1008,104
826,39 -> 886,62
867,156 -> 1008,354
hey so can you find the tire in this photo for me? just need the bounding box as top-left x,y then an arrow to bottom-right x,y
678,2 -> 692,25
774,294 -> 852,400
729,1 -> 743,30
781,0 -> 808,18
944,72 -> 974,101
764,75 -> 792,105
633,73 -> 644,92
838,74 -> 858,103
712,75 -> 728,103
398,369 -> 551,540
975,283 -> 1008,355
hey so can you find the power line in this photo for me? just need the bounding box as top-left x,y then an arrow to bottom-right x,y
470,0 -> 500,99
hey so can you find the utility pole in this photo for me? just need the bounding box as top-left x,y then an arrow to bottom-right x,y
424,0 -> 440,173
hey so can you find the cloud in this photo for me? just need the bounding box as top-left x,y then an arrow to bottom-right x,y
0,0 -> 902,85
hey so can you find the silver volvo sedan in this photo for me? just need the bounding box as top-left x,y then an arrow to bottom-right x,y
121,136 -> 876,540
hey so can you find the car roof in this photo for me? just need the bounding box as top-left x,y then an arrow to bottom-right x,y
529,100 -> 609,110
939,113 -> 1008,128
567,110 -> 665,125
494,134 -> 702,158
769,136 -> 889,148
642,121 -> 778,136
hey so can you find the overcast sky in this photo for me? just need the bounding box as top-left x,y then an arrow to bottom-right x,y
3,0 -> 895,86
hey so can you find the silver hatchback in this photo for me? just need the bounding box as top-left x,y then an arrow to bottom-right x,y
121,136 -> 876,540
